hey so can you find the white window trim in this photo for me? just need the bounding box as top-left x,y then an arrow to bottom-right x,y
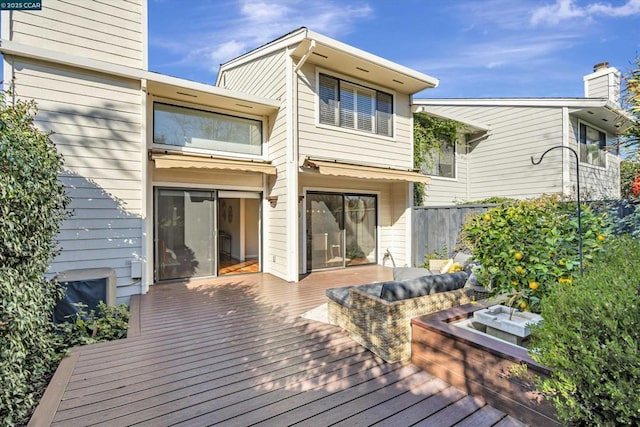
314,68 -> 397,141
423,138 -> 458,181
149,95 -> 269,161
300,186 -> 381,274
577,120 -> 608,170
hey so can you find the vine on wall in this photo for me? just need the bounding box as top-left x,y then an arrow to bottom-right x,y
413,113 -> 461,205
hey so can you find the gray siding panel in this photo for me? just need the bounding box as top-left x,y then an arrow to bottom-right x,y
10,58 -> 143,301
422,105 -> 564,203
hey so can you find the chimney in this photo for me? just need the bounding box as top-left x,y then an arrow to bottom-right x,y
584,61 -> 621,106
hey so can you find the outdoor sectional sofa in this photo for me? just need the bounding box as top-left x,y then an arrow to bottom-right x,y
326,269 -> 488,362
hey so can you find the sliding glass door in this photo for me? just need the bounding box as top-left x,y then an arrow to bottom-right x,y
345,194 -> 377,266
156,189 -> 216,281
306,192 -> 377,271
155,188 -> 261,281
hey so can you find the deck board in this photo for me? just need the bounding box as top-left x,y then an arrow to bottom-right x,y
33,266 -> 530,426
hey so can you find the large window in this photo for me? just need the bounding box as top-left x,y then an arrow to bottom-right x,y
423,137 -> 455,178
579,123 -> 606,167
153,103 -> 262,156
319,74 -> 393,137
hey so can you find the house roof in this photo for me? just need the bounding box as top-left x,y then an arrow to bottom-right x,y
412,106 -> 490,134
0,39 -> 281,118
413,98 -> 634,135
218,27 -> 439,94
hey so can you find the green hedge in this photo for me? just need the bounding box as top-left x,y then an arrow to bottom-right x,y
0,95 -> 69,424
531,236 -> 640,426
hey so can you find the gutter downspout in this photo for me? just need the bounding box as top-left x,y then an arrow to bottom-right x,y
286,48 -> 299,282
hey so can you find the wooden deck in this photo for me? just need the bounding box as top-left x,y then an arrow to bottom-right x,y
30,266 -> 529,426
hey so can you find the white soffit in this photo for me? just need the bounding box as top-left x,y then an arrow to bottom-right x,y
145,74 -> 280,117
569,106 -> 633,134
291,33 -> 439,94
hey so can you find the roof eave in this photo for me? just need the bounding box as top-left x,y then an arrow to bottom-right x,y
217,28 -> 439,94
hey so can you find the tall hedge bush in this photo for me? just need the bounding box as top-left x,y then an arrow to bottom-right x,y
531,236 -> 640,426
0,94 -> 69,424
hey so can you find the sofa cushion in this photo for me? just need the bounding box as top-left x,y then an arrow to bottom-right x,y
380,272 -> 468,302
326,282 -> 385,307
393,267 -> 432,281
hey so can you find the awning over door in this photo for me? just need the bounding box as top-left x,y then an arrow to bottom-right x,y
151,153 -> 277,175
301,158 -> 431,184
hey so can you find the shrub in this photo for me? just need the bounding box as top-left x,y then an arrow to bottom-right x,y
605,200 -> 640,238
0,94 -> 70,424
456,196 -> 515,205
461,195 -> 611,312
620,160 -> 640,199
530,236 -> 640,426
56,302 -> 130,348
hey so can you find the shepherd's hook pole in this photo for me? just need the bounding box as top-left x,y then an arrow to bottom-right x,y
531,146 -> 583,276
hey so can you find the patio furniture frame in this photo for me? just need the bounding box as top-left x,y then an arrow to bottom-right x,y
328,285 -> 488,362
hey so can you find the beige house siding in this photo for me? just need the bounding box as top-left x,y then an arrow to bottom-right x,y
6,0 -> 144,69
297,64 -> 414,170
586,77 -> 609,99
219,50 -> 291,279
420,105 -> 565,203
567,118 -> 620,199
299,175 -> 410,268
7,58 -> 144,301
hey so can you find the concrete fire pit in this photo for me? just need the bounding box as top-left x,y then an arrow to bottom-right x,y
472,305 -> 543,345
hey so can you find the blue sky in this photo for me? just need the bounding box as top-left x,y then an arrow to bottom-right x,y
149,0 -> 640,98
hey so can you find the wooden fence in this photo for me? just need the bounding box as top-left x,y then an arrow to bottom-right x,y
411,200 -> 636,267
411,204 -> 496,267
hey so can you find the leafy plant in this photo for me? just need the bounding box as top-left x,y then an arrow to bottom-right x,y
530,236 -> 640,426
456,197 -> 516,206
605,199 -> 640,238
56,302 -> 129,348
620,160 -> 640,199
622,56 -> 639,151
461,195 -> 611,312
423,244 -> 448,263
413,113 -> 461,205
0,93 -> 70,425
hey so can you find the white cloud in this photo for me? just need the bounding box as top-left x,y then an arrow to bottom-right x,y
410,33 -> 578,74
531,0 -> 640,26
155,0 -> 373,70
587,0 -> 640,16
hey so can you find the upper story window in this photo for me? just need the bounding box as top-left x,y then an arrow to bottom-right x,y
153,103 -> 262,156
423,136 -> 455,178
319,74 -> 393,137
578,122 -> 606,168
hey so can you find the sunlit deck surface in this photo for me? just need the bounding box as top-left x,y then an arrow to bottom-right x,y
32,266 -> 528,426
